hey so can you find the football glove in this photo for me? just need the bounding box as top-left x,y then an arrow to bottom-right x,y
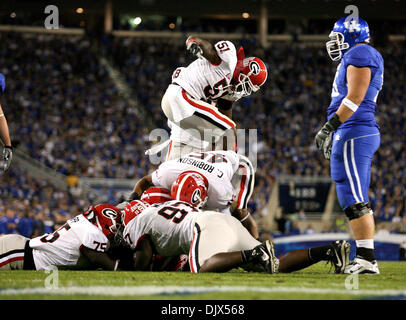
128,191 -> 141,201
116,192 -> 140,210
0,73 -> 5,93
315,113 -> 341,160
2,146 -> 12,172
186,37 -> 203,58
111,225 -> 129,249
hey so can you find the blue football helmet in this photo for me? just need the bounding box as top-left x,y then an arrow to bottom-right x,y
326,16 -> 370,61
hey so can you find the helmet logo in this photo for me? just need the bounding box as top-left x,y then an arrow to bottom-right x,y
191,189 -> 201,204
102,208 -> 117,219
344,20 -> 361,32
249,61 -> 260,75
84,208 -> 95,220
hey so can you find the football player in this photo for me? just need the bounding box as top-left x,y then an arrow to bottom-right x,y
122,200 -> 350,274
124,150 -> 258,238
0,204 -> 129,271
146,36 -> 268,160
122,186 -> 189,272
0,73 -> 13,172
316,16 -> 384,274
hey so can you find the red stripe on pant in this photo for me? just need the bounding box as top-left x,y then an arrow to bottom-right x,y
166,140 -> 173,160
181,90 -> 235,129
189,230 -> 198,273
236,164 -> 248,209
0,256 -> 24,267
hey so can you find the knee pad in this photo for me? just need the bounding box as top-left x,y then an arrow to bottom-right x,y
344,202 -> 371,220
365,202 -> 374,215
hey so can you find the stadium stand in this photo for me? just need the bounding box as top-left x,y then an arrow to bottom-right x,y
0,32 -> 156,179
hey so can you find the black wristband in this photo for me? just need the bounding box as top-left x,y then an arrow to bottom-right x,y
128,192 -> 140,201
327,113 -> 342,131
4,146 -> 12,150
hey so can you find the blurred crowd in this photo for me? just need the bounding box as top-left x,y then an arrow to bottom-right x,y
0,31 -> 405,238
0,32 -> 154,237
0,166 -> 87,237
0,33 -> 154,179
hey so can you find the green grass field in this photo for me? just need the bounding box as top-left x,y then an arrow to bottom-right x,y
1,262 -> 406,300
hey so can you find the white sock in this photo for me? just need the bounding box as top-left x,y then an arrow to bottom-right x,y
356,239 -> 374,249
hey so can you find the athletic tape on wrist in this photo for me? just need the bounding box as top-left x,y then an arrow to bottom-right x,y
342,98 -> 359,112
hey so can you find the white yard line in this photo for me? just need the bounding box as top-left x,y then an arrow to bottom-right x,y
0,285 -> 406,297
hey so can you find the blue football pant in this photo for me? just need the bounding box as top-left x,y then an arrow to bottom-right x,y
330,126 -> 380,210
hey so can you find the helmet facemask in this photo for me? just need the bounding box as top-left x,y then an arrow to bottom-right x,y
231,71 -> 260,100
326,31 -> 349,61
190,188 -> 208,209
95,214 -> 119,239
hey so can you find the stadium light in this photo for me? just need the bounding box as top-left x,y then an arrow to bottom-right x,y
76,8 -> 84,14
169,23 -> 175,29
10,12 -> 16,18
242,12 -> 250,19
133,17 -> 142,25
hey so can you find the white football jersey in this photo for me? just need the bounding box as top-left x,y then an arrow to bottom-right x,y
152,150 -> 239,210
172,40 -> 238,103
29,214 -> 109,270
123,200 -> 199,257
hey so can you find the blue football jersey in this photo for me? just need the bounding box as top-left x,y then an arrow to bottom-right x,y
327,44 -> 384,128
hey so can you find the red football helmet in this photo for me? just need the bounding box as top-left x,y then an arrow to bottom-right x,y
83,204 -> 121,240
122,200 -> 150,228
171,171 -> 209,208
141,187 -> 172,205
232,48 -> 268,99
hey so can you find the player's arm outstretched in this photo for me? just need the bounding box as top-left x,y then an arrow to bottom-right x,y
79,246 -> 120,271
116,174 -> 154,209
130,174 -> 153,200
315,65 -> 371,159
186,36 -> 221,65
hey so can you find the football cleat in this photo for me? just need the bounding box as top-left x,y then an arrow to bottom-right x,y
327,240 -> 351,274
251,240 -> 279,274
344,257 -> 380,274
